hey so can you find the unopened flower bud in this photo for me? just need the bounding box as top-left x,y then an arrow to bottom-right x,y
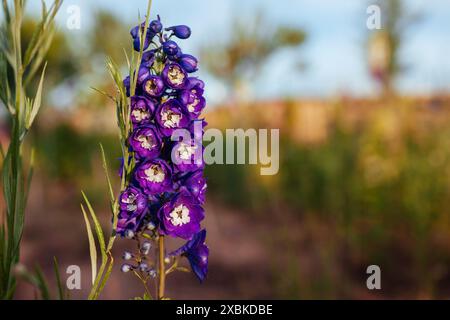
141,241 -> 151,255
121,264 -> 132,273
139,262 -> 149,272
122,251 -> 133,260
125,230 -> 135,239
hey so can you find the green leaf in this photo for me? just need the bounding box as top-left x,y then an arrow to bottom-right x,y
81,204 -> 97,285
53,257 -> 65,300
81,191 -> 106,255
34,266 -> 50,300
26,63 -> 47,130
100,143 -> 115,208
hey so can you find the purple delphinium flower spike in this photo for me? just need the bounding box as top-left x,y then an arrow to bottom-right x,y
118,14 -> 208,289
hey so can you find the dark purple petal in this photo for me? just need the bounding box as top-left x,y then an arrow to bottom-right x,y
158,192 -> 204,239
155,99 -> 190,137
130,96 -> 155,125
162,40 -> 180,56
135,159 -> 173,195
166,25 -> 191,39
129,125 -> 162,159
179,54 -> 198,73
162,63 -> 188,89
143,75 -> 165,98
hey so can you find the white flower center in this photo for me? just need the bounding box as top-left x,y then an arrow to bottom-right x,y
122,193 -> 136,204
187,98 -> 199,112
144,165 -> 165,183
177,143 -> 198,161
137,135 -> 155,150
168,66 -> 185,85
132,109 -> 150,122
161,109 -> 181,128
169,204 -> 190,226
127,204 -> 137,212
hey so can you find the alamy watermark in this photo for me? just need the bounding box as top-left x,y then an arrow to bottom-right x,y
170,122 -> 279,176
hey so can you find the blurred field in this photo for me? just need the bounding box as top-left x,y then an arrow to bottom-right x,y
10,95 -> 450,299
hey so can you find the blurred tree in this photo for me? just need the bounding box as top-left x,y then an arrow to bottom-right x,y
88,10 -> 129,65
201,13 -> 306,101
367,0 -> 421,96
21,19 -> 79,95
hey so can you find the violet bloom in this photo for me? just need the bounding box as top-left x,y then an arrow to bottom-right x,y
135,159 -> 172,195
170,230 -> 208,282
162,40 -> 180,56
166,25 -> 191,39
130,96 -> 155,125
117,186 -> 148,235
143,75 -> 165,98
162,63 -> 188,89
149,17 -> 163,33
123,76 -> 131,97
131,24 -> 154,51
141,50 -> 156,68
178,54 -> 198,73
179,170 -> 207,205
155,99 -> 189,137
129,125 -> 162,159
158,192 -> 204,239
172,140 -> 204,172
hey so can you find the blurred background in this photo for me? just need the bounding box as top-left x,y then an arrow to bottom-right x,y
3,0 -> 450,299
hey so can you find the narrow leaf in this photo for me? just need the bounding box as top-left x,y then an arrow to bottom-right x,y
26,63 -> 47,129
81,204 -> 97,285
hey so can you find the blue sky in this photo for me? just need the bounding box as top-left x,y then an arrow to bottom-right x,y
32,0 -> 450,102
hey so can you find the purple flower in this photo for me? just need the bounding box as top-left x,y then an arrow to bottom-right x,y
170,230 -> 208,282
142,50 -> 156,68
149,17 -> 163,33
166,25 -> 191,39
178,54 -> 198,73
179,170 -> 207,205
117,186 -> 148,235
129,125 -> 161,159
135,159 -> 172,195
123,76 -> 131,96
130,96 -> 155,125
131,24 -> 154,51
179,82 -> 205,118
171,140 -> 204,172
162,40 -> 180,56
143,75 -> 165,98
158,192 -> 204,239
155,99 -> 189,137
162,63 -> 188,89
